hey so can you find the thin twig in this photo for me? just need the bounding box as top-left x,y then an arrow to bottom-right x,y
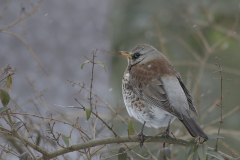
219,139 -> 240,157
90,117 -> 98,154
204,105 -> 240,129
44,136 -> 233,160
1,30 -> 48,75
171,61 -> 240,76
178,38 -> 202,62
152,18 -> 169,59
100,144 -> 139,160
90,145 -> 106,156
0,0 -> 11,24
75,99 -> 118,137
89,49 -> 97,111
0,0 -> 42,31
69,79 -> 128,125
5,110 -> 37,160
215,57 -> 224,151
191,19 -> 240,40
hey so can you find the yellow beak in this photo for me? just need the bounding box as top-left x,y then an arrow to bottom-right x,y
119,51 -> 131,58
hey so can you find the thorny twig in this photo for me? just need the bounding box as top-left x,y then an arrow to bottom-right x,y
89,49 -> 97,111
214,57 -> 224,151
46,122 -> 65,148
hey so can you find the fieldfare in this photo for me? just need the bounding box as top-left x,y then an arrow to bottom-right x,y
119,44 -> 208,142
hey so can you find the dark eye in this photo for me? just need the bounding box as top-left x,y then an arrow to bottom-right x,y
133,52 -> 140,59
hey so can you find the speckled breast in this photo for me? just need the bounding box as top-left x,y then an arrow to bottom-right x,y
122,71 -> 146,117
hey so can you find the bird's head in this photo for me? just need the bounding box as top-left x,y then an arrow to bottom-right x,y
119,44 -> 165,66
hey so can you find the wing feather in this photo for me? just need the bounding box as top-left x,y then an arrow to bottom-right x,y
130,76 -> 181,118
128,61 -> 197,119
177,76 -> 198,117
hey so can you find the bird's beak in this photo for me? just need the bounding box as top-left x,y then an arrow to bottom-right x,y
119,51 -> 131,58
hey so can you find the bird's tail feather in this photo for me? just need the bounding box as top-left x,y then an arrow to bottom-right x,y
180,115 -> 208,140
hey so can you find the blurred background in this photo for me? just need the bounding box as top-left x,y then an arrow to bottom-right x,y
0,0 -> 240,159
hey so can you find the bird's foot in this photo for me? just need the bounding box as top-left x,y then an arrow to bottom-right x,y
163,119 -> 171,138
202,137 -> 208,143
138,121 -> 146,147
137,131 -> 146,147
161,119 -> 171,148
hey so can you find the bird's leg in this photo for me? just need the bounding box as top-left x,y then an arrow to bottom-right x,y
162,119 -> 171,148
137,121 -> 146,147
202,137 -> 208,143
164,118 -> 171,138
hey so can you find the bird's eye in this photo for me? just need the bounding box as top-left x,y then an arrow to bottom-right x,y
133,52 -> 140,59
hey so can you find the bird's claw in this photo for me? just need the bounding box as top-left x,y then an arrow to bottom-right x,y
138,121 -> 146,147
163,118 -> 171,138
163,129 -> 170,138
137,131 -> 146,147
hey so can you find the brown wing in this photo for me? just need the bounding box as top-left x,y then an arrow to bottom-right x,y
128,59 -> 196,118
129,73 -> 182,118
143,79 -> 182,117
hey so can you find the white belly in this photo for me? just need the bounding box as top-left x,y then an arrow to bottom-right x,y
123,94 -> 176,128
130,106 -> 176,128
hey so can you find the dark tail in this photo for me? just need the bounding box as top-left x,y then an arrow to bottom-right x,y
180,115 -> 208,140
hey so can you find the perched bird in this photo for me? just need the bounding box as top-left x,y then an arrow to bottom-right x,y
119,44 -> 208,141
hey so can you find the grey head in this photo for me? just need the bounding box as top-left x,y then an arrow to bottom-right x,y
119,44 -> 166,66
